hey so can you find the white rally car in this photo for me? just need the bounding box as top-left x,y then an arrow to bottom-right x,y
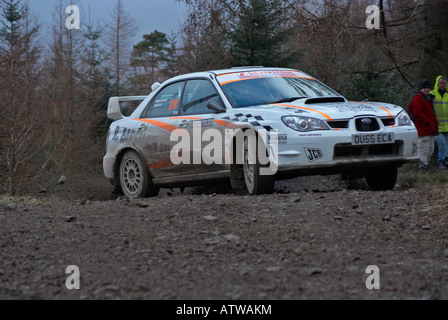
103,67 -> 419,198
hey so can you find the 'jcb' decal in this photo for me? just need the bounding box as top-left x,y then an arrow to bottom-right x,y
305,148 -> 323,162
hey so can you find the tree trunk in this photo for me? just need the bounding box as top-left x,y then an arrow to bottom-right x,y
420,0 -> 448,81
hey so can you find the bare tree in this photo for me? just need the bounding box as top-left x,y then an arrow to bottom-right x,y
288,0 -> 427,105
0,0 -> 46,195
103,0 -> 137,95
80,9 -> 112,139
40,0 -> 102,179
419,0 -> 448,80
177,0 -> 233,72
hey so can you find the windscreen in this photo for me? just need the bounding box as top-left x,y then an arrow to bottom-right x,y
217,70 -> 341,108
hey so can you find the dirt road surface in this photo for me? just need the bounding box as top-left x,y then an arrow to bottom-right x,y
1,172 -> 448,300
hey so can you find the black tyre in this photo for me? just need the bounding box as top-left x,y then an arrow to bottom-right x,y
365,164 -> 398,191
119,150 -> 159,199
243,136 -> 275,195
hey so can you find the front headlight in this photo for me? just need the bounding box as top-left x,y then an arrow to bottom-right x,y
282,116 -> 330,132
397,110 -> 412,126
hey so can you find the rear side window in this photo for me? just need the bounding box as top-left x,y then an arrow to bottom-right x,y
182,79 -> 220,115
142,81 -> 185,118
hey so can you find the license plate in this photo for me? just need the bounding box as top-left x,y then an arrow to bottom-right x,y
352,132 -> 395,145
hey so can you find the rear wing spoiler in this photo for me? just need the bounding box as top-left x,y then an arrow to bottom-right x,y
107,96 -> 147,120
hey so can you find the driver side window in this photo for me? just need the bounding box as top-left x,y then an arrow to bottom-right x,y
182,79 -> 220,115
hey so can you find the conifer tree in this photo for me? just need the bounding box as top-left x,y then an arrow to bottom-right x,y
130,30 -> 170,92
229,0 -> 297,67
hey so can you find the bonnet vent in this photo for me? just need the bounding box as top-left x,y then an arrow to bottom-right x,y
305,97 -> 345,104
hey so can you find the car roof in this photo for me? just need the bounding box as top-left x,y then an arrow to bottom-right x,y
209,66 -> 297,75
164,66 -> 308,83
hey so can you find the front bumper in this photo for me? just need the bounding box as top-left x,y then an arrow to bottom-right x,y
275,126 -> 418,177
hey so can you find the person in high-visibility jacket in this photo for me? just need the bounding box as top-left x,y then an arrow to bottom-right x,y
431,76 -> 448,169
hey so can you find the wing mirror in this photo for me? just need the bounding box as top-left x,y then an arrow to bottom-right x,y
207,100 -> 226,113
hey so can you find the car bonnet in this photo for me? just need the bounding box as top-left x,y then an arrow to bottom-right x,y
271,99 -> 405,120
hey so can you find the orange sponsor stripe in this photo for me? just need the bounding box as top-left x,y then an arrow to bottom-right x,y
376,106 -> 395,127
219,76 -> 315,86
216,71 -> 313,77
351,101 -> 394,118
147,160 -> 174,169
134,119 -> 180,133
377,106 -> 393,118
214,119 -> 227,126
216,72 -> 245,77
273,103 -> 333,121
214,119 -> 240,129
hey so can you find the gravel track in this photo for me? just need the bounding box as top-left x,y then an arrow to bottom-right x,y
1,173 -> 448,300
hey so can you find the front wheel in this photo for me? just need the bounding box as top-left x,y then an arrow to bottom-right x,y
365,164 -> 398,191
243,136 -> 275,195
119,150 -> 159,199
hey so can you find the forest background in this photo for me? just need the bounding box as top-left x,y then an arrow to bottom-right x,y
1,0 -> 447,195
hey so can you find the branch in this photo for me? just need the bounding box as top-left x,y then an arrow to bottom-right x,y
349,60 -> 420,75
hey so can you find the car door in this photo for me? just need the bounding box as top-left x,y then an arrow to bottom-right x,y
178,78 -> 228,176
135,80 -> 187,179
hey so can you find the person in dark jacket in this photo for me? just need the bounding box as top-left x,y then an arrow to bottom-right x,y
413,79 -> 439,171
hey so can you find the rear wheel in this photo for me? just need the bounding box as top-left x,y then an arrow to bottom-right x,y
243,136 -> 275,195
119,150 -> 159,199
365,164 -> 398,191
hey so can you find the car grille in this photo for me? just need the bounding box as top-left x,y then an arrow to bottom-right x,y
334,142 -> 401,159
328,117 -> 395,130
355,117 -> 380,132
328,120 -> 349,129
381,118 -> 395,126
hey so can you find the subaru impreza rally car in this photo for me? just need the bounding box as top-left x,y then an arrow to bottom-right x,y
103,67 -> 419,198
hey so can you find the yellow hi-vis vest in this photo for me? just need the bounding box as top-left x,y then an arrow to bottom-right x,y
431,75 -> 448,132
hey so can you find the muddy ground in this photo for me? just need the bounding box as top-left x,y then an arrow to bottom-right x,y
1,168 -> 448,300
